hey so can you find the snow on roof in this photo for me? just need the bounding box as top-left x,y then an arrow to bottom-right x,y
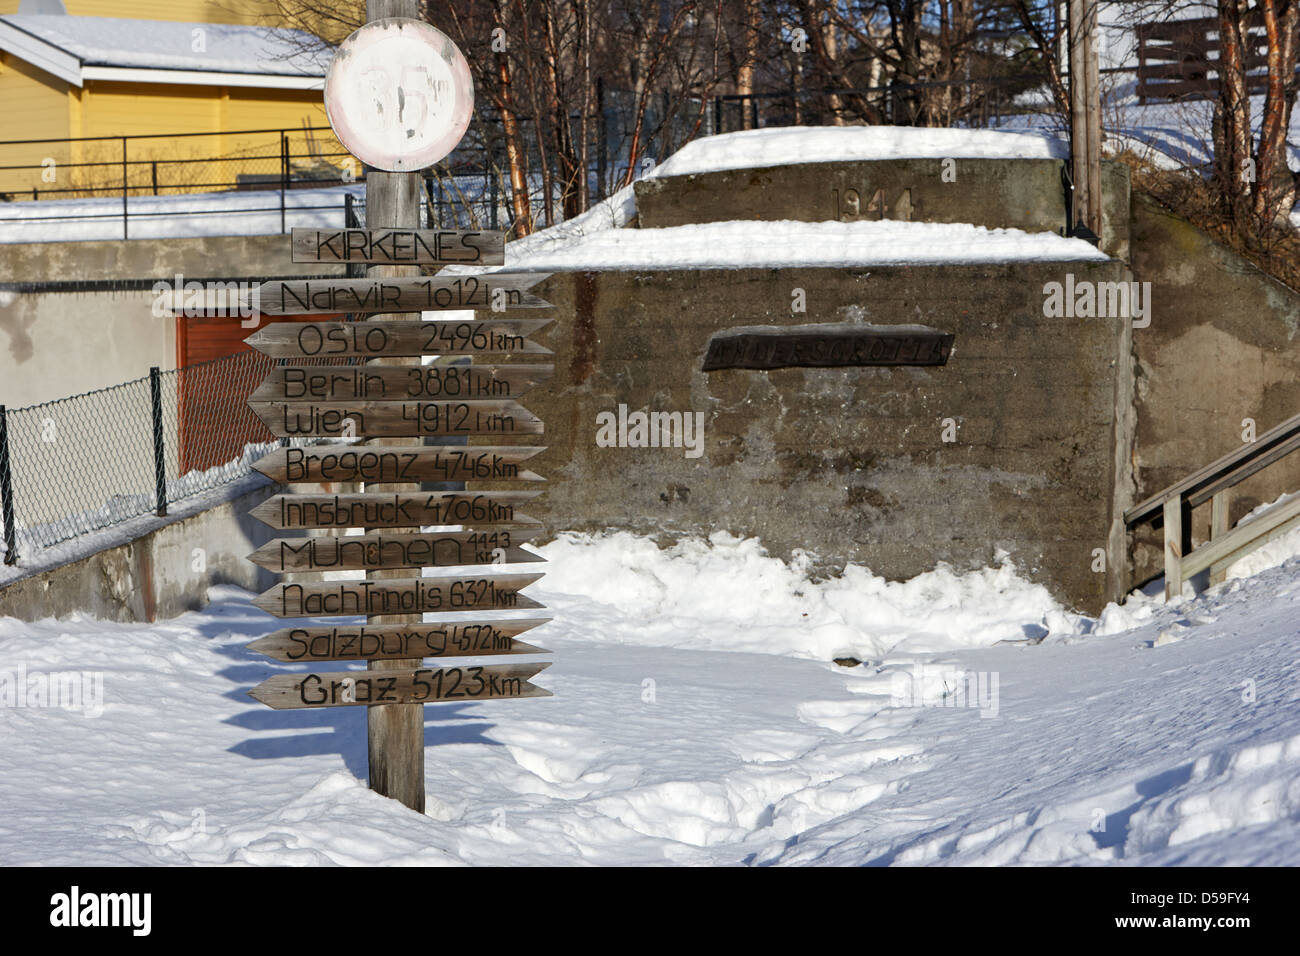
0,14 -> 328,78
651,126 -> 1070,179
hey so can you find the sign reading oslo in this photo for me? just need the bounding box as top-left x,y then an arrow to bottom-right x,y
325,18 -> 473,172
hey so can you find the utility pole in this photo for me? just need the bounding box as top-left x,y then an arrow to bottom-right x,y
1069,0 -> 1102,239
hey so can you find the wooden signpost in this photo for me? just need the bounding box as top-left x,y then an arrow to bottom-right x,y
249,662 -> 552,710
248,275 -> 553,315
250,445 -> 546,483
292,227 -> 505,266
249,491 -> 541,530
246,618 -> 551,662
247,530 -> 543,573
240,1 -> 554,814
249,365 -> 552,402
248,399 -> 544,438
243,319 -> 553,358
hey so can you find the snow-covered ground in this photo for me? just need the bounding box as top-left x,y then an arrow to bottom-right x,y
2,527 -> 1297,866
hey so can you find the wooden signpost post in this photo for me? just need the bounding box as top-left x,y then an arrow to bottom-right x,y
241,3 -> 554,814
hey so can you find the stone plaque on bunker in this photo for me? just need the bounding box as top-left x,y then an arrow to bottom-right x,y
702,326 -> 954,371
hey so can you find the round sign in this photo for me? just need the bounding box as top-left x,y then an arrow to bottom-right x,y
324,18 -> 474,172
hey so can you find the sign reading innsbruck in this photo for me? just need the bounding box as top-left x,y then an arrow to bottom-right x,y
227,11 -> 555,813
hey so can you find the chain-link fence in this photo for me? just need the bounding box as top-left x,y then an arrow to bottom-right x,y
0,349 -> 354,566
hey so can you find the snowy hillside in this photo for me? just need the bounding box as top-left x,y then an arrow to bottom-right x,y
2,529 -> 1297,866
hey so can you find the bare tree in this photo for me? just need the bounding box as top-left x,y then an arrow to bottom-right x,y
1212,0 -> 1300,241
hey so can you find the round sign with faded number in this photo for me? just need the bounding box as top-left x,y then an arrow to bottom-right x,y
325,18 -> 474,172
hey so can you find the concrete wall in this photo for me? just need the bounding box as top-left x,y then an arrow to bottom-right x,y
502,260 -> 1133,614
1127,193 -> 1300,585
0,477 -> 284,623
634,158 -> 1132,259
0,233 -> 343,407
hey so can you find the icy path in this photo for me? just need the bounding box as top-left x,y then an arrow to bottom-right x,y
0,534 -> 1298,866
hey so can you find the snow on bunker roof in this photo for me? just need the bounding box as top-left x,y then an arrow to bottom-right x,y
651,126 -> 1070,178
448,218 -> 1107,274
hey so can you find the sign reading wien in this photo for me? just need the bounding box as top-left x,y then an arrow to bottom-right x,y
230,14 -> 554,811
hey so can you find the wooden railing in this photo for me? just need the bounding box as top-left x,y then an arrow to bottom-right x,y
1135,16 -> 1300,103
1125,411 -> 1300,599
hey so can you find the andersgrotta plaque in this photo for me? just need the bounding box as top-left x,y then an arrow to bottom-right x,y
702,324 -> 954,371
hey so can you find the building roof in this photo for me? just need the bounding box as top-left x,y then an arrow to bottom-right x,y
0,15 -> 328,89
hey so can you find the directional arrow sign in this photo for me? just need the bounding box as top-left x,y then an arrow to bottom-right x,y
246,618 -> 551,662
249,492 -> 541,530
248,662 -> 552,709
250,364 -> 552,402
247,530 -> 543,573
252,445 -> 546,484
244,319 -> 552,358
249,399 -> 542,438
292,227 -> 505,266
252,573 -> 545,618
249,274 -> 551,315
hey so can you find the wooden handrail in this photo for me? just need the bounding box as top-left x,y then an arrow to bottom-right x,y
1126,410 -> 1300,599
1124,410 -> 1300,525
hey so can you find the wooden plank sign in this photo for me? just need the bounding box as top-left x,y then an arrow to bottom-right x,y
252,445 -> 546,484
244,319 -> 552,358
249,492 -> 541,530
249,274 -> 551,315
251,572 -> 545,618
247,530 -> 543,573
292,228 -> 505,266
247,618 -> 552,662
250,364 -> 552,402
249,662 -> 552,710
249,399 -> 542,438
702,326 -> 954,371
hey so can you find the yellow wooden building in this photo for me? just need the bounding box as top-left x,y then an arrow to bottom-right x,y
0,1 -> 357,199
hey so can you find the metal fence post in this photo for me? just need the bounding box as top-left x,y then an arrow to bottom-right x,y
0,405 -> 18,565
122,136 -> 129,240
149,368 -> 168,517
280,133 -> 289,234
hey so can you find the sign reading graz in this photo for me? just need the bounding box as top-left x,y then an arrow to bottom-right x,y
702,326 -> 955,371
249,662 -> 552,710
